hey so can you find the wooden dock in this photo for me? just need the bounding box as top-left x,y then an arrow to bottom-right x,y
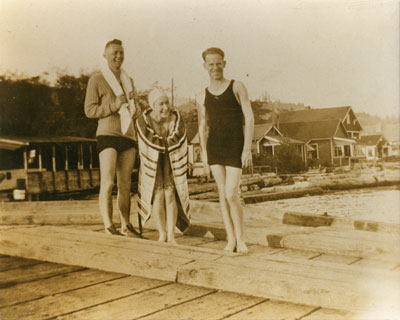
1,200 -> 400,319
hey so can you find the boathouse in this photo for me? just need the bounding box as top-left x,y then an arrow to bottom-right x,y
0,136 -> 99,200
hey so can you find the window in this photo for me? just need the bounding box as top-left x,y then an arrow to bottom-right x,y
307,144 -> 318,159
262,145 -> 273,155
27,147 -> 40,169
334,146 -> 343,157
344,145 -> 351,157
346,115 -> 350,125
0,149 -> 24,170
66,144 -> 79,170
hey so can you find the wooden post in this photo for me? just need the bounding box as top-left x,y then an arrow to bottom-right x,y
89,144 -> 93,187
23,147 -> 28,171
52,144 -> 57,192
65,145 -> 69,170
171,78 -> 174,108
38,147 -> 42,171
65,145 -> 69,190
52,145 -> 56,172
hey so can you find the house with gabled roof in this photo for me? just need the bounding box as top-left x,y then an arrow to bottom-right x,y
278,112 -> 357,166
278,106 -> 363,140
252,123 -> 307,161
357,134 -> 389,160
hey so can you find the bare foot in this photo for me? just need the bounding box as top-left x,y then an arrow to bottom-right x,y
236,241 -> 248,254
168,238 -> 177,245
224,241 -> 236,252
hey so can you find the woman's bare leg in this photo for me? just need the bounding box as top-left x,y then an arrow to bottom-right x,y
153,189 -> 167,242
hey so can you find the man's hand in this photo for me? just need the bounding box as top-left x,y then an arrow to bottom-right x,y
115,94 -> 128,109
128,91 -> 135,100
241,149 -> 253,168
203,163 -> 211,180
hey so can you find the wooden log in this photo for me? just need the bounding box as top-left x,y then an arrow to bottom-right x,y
225,300 -> 318,320
54,283 -> 214,320
283,211 -> 334,227
176,259 -> 399,312
0,226 -> 235,282
0,268 -> 125,308
0,276 -> 169,320
243,187 -> 324,204
281,228 -> 400,259
139,291 -> 264,320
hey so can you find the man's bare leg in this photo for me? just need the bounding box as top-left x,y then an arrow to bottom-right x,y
153,189 -> 167,242
210,165 -> 236,252
225,166 -> 247,253
99,148 -> 118,229
116,147 -> 136,230
165,187 -> 178,245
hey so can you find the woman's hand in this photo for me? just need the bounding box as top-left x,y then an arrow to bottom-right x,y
128,91 -> 135,100
241,149 -> 253,168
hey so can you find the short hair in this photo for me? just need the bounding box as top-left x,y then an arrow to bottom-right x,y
105,39 -> 123,49
202,47 -> 225,61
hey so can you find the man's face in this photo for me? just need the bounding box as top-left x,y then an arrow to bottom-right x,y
203,54 -> 225,80
104,44 -> 124,71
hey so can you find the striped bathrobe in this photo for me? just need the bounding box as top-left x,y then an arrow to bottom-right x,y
136,109 -> 191,232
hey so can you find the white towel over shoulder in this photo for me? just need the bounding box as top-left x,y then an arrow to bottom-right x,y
101,64 -> 136,135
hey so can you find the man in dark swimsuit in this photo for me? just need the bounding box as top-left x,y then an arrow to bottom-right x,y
198,47 -> 254,253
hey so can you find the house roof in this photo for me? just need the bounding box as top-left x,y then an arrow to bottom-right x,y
358,135 -> 384,146
278,106 -> 352,123
278,119 -> 343,142
253,123 -> 273,140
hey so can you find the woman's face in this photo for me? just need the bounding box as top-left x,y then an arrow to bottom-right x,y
152,96 -> 170,119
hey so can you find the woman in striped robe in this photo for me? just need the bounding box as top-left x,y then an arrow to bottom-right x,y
136,88 -> 190,244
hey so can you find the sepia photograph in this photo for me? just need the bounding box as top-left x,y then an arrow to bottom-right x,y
0,0 -> 399,319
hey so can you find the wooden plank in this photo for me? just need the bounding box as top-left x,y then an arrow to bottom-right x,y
11,225 -> 236,258
197,240 -> 229,250
214,254 -> 397,284
139,291 -> 264,320
301,308 -> 358,320
0,255 -> 42,271
176,259 -> 398,312
0,276 -> 168,320
0,262 -> 83,287
311,253 -> 360,265
350,258 -> 399,270
0,226 -> 193,282
226,300 -> 318,320
269,248 -> 321,260
55,283 -> 214,320
176,235 -> 218,247
0,269 -> 126,308
281,230 -> 400,259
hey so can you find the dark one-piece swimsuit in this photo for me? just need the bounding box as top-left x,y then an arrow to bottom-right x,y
204,79 -> 244,168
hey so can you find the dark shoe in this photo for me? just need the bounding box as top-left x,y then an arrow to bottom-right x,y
121,223 -> 144,238
105,225 -> 123,236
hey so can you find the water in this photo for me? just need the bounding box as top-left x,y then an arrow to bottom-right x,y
250,186 -> 400,224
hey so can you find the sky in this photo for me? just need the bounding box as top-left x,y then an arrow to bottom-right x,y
0,0 -> 399,117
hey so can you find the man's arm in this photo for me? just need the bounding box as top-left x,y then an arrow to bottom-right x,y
233,81 -> 254,168
196,91 -> 210,177
84,74 -> 125,119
